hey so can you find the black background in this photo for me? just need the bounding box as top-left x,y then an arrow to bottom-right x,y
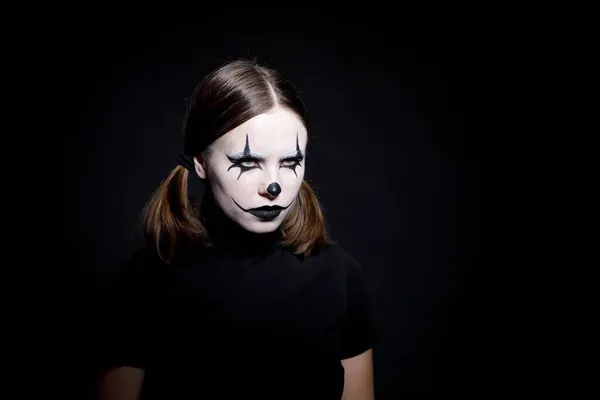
47,11 -> 483,399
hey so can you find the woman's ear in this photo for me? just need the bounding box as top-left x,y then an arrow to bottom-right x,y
193,154 -> 208,179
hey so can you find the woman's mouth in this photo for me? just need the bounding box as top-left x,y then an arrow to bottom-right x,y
232,199 -> 292,221
247,208 -> 283,220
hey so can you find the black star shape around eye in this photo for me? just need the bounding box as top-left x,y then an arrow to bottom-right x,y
226,134 -> 262,179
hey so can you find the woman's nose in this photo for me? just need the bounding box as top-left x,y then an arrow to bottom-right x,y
260,181 -> 281,199
266,182 -> 281,197
258,166 -> 281,198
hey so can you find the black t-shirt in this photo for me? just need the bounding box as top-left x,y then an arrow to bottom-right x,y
99,204 -> 379,399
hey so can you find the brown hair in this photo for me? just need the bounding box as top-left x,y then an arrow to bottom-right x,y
142,59 -> 334,263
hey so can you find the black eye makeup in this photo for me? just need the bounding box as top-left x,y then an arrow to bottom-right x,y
279,133 -> 304,177
227,134 -> 262,180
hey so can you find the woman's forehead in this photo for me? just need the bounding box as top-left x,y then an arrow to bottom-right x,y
217,108 -> 307,154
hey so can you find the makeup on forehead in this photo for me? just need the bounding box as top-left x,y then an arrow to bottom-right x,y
227,133 -> 305,161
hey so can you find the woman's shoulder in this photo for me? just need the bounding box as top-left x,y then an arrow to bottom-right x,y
128,244 -> 163,264
109,245 -> 166,286
122,245 -> 166,272
309,242 -> 364,275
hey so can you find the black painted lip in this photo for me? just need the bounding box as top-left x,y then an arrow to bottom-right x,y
232,198 -> 293,220
247,209 -> 282,220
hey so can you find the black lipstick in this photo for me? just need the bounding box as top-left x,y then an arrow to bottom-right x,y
248,207 -> 283,219
232,199 -> 293,220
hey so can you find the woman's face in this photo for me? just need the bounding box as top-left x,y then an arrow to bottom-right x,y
194,106 -> 307,233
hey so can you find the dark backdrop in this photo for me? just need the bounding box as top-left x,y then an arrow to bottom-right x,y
52,12 -> 482,399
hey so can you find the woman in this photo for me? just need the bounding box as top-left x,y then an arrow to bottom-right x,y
98,59 -> 378,399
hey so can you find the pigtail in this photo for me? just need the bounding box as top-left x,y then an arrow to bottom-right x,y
142,165 -> 208,263
281,180 -> 335,257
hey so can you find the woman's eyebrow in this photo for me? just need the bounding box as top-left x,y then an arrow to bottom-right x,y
281,133 -> 304,160
279,151 -> 304,160
227,152 -> 264,161
226,134 -> 264,160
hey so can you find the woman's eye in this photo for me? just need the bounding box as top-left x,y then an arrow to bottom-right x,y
281,160 -> 297,167
240,160 -> 258,167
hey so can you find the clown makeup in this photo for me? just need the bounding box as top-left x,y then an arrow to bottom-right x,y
194,106 -> 307,234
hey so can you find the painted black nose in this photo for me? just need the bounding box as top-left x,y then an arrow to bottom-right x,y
267,182 -> 281,196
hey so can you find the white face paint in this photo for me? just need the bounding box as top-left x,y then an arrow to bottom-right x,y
194,106 -> 307,234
